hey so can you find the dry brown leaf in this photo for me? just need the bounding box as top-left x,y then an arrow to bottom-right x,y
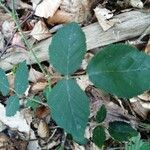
94,7 -> 114,31
47,10 -> 73,24
30,20 -> 51,41
31,81 -> 48,93
145,38 -> 150,53
7,72 -> 14,93
35,106 -> 50,119
60,0 -> 91,23
34,0 -> 62,18
29,68 -> 44,83
37,120 -> 49,138
11,33 -> 25,47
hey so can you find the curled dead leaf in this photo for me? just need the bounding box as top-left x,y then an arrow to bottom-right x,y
37,120 -> 49,138
35,105 -> 50,119
94,7 -> 114,31
34,0 -> 62,18
30,21 -> 51,41
47,10 -> 73,24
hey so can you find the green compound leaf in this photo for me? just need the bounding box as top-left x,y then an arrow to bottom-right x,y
26,96 -> 40,111
96,104 -> 107,123
0,68 -> 9,96
14,61 -> 28,95
108,121 -> 138,142
6,95 -> 20,116
49,22 -> 86,75
87,44 -> 150,98
92,126 -> 106,148
47,79 -> 89,143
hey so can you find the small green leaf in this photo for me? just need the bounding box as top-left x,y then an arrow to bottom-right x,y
0,68 -> 9,96
26,96 -> 40,111
87,44 -> 150,98
14,61 -> 28,95
125,134 -> 150,150
96,104 -> 107,123
47,79 -> 89,143
108,121 -> 138,142
6,95 -> 20,116
92,126 -> 106,148
49,22 -> 86,75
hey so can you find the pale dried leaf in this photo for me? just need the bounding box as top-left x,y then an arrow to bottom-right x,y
34,0 -> 62,18
76,76 -> 93,91
30,20 -> 51,41
94,7 -> 114,31
29,68 -> 44,83
11,33 -> 25,47
31,81 -> 48,93
27,129 -> 41,150
37,120 -> 49,138
138,92 -> 150,101
60,0 -> 91,23
145,38 -> 150,53
0,103 -> 30,134
0,121 -> 6,132
130,0 -> 143,8
2,20 -> 15,39
47,10 -> 73,24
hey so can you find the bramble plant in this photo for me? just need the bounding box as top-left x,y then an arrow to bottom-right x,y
0,22 -> 150,147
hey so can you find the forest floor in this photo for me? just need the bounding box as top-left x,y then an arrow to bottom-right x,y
0,0 -> 150,150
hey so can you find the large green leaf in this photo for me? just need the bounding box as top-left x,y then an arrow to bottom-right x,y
47,79 -> 89,143
0,68 -> 9,96
14,61 -> 28,95
92,125 -> 106,148
87,44 -> 150,98
6,95 -> 20,116
49,22 -> 86,75
108,121 -> 138,142
96,104 -> 107,123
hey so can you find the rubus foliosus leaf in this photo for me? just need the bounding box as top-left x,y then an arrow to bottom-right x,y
49,22 -> 86,75
0,68 -> 9,96
47,79 -> 89,143
96,104 -> 107,123
6,95 -> 20,116
14,61 -> 28,95
87,44 -> 150,98
92,126 -> 106,148
108,121 -> 138,142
